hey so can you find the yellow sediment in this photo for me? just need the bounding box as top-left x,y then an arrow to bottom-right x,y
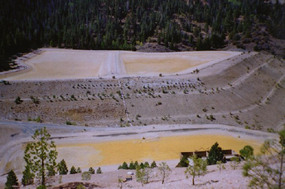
123,57 -> 206,74
122,51 -> 235,75
57,134 -> 262,168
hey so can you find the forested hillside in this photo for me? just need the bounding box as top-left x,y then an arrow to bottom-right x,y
0,0 -> 284,71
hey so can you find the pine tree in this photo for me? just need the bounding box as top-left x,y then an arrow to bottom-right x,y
151,161 -> 157,168
70,166 -> 77,174
24,127 -> 58,187
58,159 -> 68,175
207,142 -> 225,165
144,162 -> 150,168
5,170 -> 19,189
22,165 -> 34,186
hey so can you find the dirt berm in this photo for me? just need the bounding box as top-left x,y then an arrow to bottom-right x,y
0,52 -> 284,131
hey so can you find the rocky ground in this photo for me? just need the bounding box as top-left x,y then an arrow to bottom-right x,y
0,51 -> 284,132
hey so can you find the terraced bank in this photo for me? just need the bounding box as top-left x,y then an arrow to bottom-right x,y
0,52 -> 284,131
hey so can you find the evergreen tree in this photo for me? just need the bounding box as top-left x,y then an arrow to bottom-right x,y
207,142 -> 225,165
70,166 -> 77,174
177,155 -> 189,167
24,127 -> 58,187
129,161 -> 135,169
139,162 -> 145,169
151,161 -> 157,168
22,165 -> 34,186
58,159 -> 68,175
121,162 -> 128,169
5,170 -> 19,189
144,162 -> 150,168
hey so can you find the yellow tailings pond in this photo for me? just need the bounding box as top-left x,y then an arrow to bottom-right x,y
57,134 -> 261,168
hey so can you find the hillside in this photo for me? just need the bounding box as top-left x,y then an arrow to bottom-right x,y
0,0 -> 284,71
0,51 -> 284,132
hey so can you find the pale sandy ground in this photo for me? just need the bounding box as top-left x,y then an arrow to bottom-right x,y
0,123 -> 277,188
1,49 -> 241,80
122,51 -> 240,76
45,162 -> 250,189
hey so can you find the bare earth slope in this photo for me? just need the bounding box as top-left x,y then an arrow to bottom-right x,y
0,50 -> 284,188
0,51 -> 284,131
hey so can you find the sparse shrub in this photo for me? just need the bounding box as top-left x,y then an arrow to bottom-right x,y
66,121 -> 72,125
15,96 -> 23,104
217,161 -> 225,172
136,114 -> 142,120
96,167 -> 102,174
30,96 -> 40,104
71,95 -> 77,101
66,121 -> 76,125
158,162 -> 171,184
34,116 -> 42,123
156,102 -> 162,106
267,128 -> 276,133
176,155 -> 189,167
76,184 -> 86,189
2,80 -> 11,85
136,166 -> 151,186
185,155 -> 207,185
88,167 -> 95,174
58,175 -> 62,184
81,172 -> 91,181
36,185 -> 46,189
77,167 -> 82,173
239,145 -> 254,160
245,125 -> 250,129
207,114 -> 216,121
230,156 -> 240,170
